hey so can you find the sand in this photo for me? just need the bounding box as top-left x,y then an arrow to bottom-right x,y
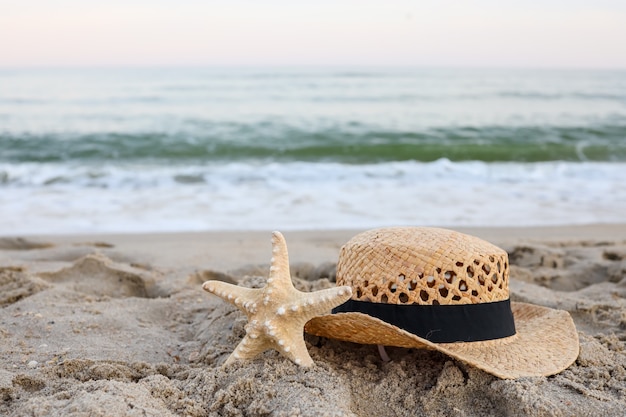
1,225 -> 625,416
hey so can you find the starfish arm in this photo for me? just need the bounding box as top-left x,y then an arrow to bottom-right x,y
202,280 -> 261,313
298,286 -> 352,320
223,334 -> 272,366
270,326 -> 314,367
267,231 -> 293,288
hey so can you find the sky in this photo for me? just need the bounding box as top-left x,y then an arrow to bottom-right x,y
1,0 -> 625,68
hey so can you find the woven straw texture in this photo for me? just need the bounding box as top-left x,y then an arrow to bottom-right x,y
338,227 -> 510,305
304,227 -> 580,379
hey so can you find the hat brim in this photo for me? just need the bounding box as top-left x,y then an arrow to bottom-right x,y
305,302 -> 579,379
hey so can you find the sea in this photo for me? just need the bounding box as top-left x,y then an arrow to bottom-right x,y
1,67 -> 625,235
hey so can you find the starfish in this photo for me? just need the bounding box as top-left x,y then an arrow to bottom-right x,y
202,231 -> 352,367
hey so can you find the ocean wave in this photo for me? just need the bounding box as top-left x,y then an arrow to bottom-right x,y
0,159 -> 623,191
4,91 -> 624,106
1,124 -> 625,163
1,160 -> 624,233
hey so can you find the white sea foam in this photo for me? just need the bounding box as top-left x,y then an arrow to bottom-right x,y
0,160 -> 624,235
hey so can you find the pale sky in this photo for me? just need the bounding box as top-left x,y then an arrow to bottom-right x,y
1,0 -> 625,68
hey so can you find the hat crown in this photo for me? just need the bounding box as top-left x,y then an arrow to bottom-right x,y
337,227 -> 510,306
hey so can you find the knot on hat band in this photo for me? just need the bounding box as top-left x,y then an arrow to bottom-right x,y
332,299 -> 516,343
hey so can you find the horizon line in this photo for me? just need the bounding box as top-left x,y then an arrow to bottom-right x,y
1,64 -> 626,71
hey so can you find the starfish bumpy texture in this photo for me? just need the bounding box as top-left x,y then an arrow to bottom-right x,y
202,231 -> 352,367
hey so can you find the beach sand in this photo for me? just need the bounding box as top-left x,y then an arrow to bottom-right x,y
1,225 -> 625,416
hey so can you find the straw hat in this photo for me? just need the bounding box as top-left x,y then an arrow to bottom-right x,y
305,227 -> 579,379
